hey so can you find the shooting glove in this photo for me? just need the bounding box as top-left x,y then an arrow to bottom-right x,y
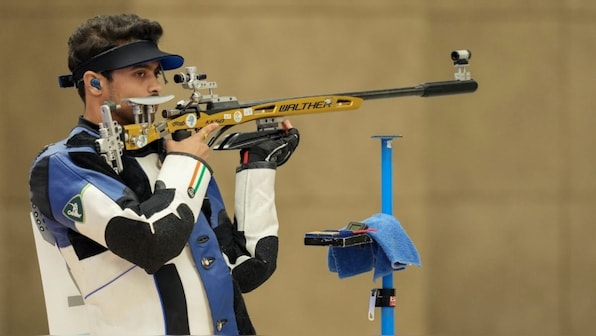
238,128 -> 300,171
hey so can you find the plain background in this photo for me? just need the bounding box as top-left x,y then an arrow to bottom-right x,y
2,1 -> 596,335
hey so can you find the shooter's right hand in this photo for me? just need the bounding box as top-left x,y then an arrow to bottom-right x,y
164,123 -> 220,160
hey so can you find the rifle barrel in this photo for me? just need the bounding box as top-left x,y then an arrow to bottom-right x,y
207,79 -> 478,114
342,79 -> 478,100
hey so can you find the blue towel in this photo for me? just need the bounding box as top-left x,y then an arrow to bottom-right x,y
328,213 -> 421,280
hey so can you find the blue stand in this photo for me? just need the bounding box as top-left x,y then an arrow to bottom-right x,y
372,135 -> 402,336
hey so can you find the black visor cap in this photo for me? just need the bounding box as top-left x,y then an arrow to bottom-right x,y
58,40 -> 184,88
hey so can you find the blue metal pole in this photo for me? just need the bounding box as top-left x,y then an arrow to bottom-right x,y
373,135 -> 401,336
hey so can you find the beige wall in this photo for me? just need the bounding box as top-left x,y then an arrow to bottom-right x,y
2,0 -> 595,335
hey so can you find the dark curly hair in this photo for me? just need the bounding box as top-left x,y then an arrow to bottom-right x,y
67,14 -> 164,100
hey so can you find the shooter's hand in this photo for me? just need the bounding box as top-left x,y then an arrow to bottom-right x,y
165,123 -> 220,160
239,120 -> 300,169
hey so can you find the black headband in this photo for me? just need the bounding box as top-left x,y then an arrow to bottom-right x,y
58,40 -> 184,88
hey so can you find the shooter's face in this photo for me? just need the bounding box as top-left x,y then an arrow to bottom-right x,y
107,61 -> 163,125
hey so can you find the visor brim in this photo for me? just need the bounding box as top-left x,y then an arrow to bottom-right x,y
59,40 -> 184,88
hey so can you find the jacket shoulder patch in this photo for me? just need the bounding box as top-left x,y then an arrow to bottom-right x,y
63,194 -> 84,223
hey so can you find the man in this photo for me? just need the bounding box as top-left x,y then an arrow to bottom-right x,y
29,14 -> 299,335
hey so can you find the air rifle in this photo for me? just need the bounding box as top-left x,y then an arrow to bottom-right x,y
97,50 -> 478,173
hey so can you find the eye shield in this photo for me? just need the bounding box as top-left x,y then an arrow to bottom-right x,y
58,40 -> 184,88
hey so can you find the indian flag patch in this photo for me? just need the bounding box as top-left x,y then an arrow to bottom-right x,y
187,162 -> 207,198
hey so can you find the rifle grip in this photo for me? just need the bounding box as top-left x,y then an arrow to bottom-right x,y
172,130 -> 192,141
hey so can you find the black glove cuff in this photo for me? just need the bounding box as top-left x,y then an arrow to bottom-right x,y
240,147 -> 270,164
236,161 -> 277,172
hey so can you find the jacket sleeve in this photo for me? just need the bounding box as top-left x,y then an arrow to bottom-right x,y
30,148 -> 212,274
214,166 -> 279,293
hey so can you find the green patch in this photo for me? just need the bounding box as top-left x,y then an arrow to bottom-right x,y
63,195 -> 84,223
